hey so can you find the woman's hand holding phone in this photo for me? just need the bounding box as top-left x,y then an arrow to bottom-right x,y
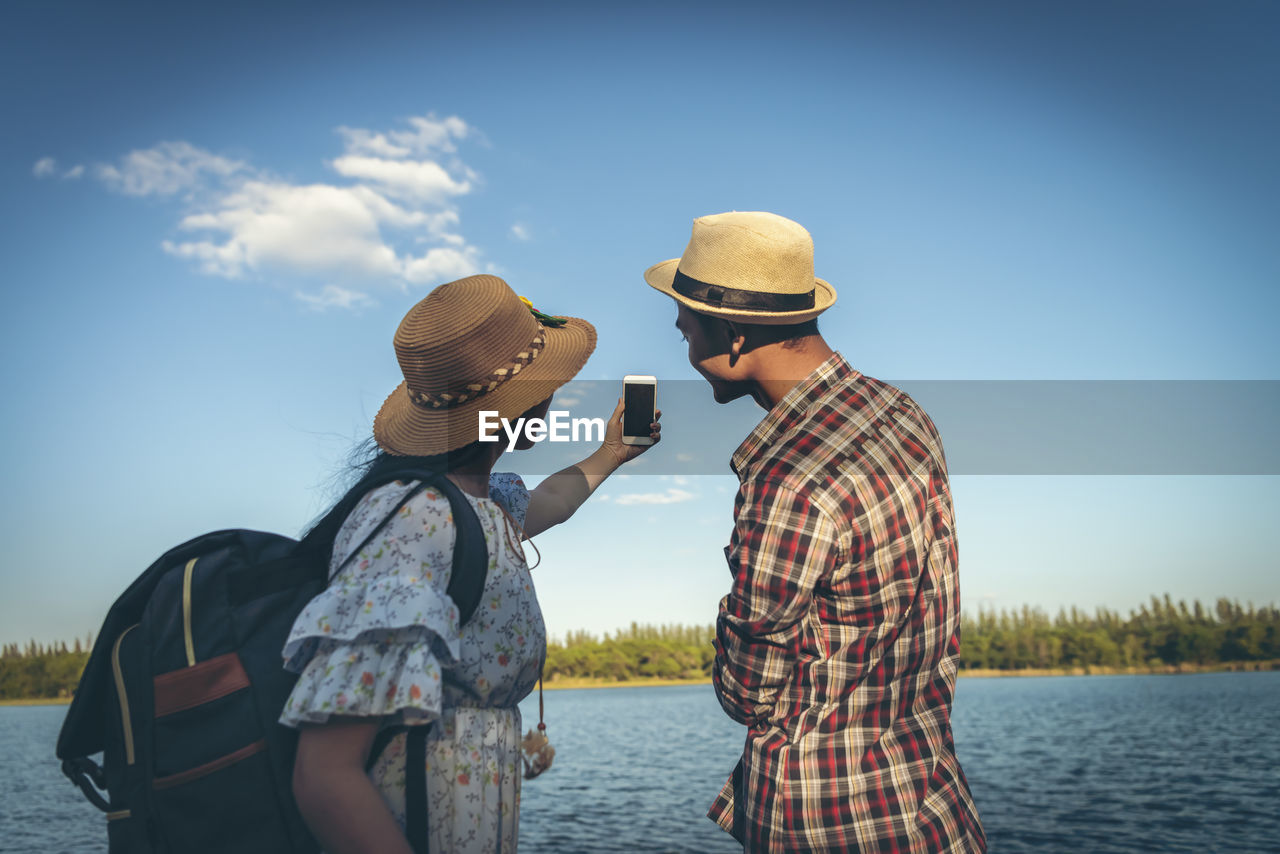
523,380 -> 662,538
602,396 -> 662,466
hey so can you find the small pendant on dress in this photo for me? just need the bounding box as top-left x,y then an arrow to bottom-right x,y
521,724 -> 554,779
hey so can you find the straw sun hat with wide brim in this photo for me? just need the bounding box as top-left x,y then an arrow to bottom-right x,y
644,211 -> 837,325
373,275 -> 597,457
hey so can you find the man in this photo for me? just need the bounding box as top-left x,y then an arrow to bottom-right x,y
644,212 -> 986,852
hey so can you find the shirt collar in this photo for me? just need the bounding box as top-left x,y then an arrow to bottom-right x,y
730,352 -> 857,478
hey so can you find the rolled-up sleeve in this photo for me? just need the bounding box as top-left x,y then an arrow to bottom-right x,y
713,480 -> 839,726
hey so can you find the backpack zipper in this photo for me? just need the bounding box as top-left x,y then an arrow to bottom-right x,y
182,558 -> 197,666
111,624 -> 139,765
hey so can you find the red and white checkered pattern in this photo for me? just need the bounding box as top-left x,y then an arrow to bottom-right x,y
709,354 -> 986,852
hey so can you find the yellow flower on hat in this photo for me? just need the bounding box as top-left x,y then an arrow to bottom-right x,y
517,295 -> 568,328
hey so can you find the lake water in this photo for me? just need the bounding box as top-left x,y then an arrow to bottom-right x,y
2,672 -> 1278,852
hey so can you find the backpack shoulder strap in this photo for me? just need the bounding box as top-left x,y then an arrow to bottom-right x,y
404,726 -> 430,854
429,474 -> 488,626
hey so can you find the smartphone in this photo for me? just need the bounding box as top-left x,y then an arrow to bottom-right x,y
622,375 -> 657,445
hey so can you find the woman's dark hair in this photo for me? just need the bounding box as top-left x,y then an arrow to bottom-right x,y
300,436 -> 488,555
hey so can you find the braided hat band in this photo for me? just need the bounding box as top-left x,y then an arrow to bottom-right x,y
407,330 -> 547,411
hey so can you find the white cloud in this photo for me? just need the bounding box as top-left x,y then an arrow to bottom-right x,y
335,127 -> 412,159
551,380 -> 590,409
339,115 -> 470,158
35,158 -> 87,180
330,155 -> 470,204
96,141 -> 246,196
613,488 -> 696,506
295,285 -> 375,312
402,245 -> 482,283
164,181 -> 404,280
63,114 -> 487,308
510,223 -> 531,241
395,115 -> 471,155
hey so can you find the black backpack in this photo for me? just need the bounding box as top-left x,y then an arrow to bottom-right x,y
56,469 -> 488,854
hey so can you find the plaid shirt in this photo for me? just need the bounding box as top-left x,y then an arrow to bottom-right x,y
709,353 -> 985,853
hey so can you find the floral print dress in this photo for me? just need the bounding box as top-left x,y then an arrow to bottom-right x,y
280,472 -> 543,853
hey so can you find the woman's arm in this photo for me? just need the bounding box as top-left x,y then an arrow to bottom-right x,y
293,717 -> 415,854
523,398 -> 661,538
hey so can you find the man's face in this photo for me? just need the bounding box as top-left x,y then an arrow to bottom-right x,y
675,304 -> 750,404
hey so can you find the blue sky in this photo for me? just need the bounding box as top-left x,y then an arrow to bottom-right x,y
2,0 -> 1277,646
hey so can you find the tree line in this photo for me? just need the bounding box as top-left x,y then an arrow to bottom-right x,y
0,637 -> 92,700
3,598 -> 1278,700
960,596 -> 1280,671
545,623 -> 717,681
544,597 -> 1280,681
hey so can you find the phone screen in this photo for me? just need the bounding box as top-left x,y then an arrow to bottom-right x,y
623,382 -> 655,437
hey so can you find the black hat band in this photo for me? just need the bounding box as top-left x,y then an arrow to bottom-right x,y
672,269 -> 815,312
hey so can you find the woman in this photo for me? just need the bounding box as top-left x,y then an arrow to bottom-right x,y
279,275 -> 659,854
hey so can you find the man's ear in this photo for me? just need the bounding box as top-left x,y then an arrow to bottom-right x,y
726,322 -> 747,367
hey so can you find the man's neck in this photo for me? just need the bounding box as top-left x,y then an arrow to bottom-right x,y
747,337 -> 835,410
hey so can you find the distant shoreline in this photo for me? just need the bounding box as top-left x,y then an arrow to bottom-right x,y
543,676 -> 713,691
544,660 -> 1280,690
4,660 -> 1276,706
959,659 -> 1279,678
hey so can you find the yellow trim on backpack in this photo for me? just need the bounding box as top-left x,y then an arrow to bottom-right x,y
107,809 -> 132,821
111,624 -> 139,766
183,558 -> 197,666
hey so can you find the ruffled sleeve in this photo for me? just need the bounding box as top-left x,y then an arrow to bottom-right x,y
279,481 -> 462,728
488,472 -> 529,526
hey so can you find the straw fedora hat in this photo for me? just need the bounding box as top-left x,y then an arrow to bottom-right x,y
644,211 -> 837,325
373,275 -> 596,456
